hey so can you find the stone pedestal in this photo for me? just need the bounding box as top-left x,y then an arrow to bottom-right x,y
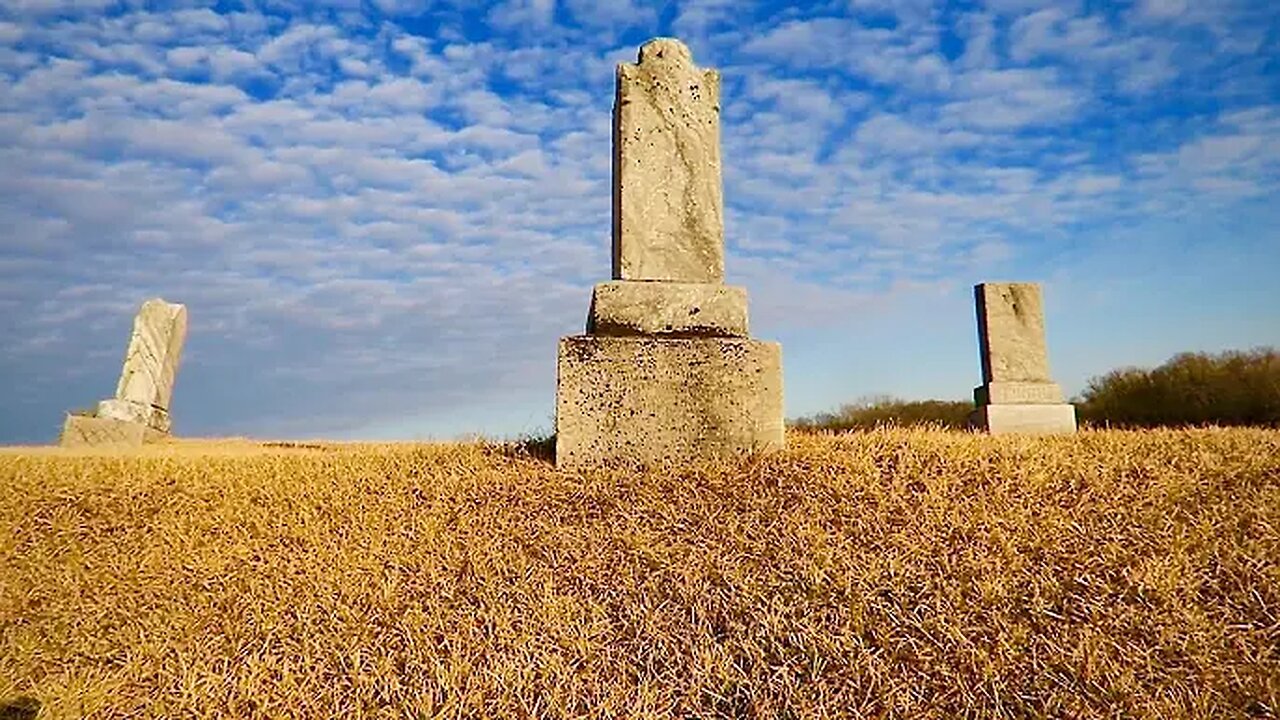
971,283 -> 1076,435
556,336 -> 783,467
976,404 -> 1078,436
60,414 -> 166,448
554,38 -> 785,467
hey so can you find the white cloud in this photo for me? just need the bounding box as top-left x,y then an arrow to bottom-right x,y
207,48 -> 263,79
1072,174 -> 1123,194
1137,0 -> 1189,20
854,114 -> 982,152
3,0 -> 114,14
0,21 -> 24,43
672,0 -> 739,39
1176,134 -> 1266,172
487,0 -> 557,31
564,0 -> 655,30
944,68 -> 1083,129
956,12 -> 998,69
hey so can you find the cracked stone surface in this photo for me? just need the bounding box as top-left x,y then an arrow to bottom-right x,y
612,38 -> 724,283
113,298 -> 187,428
97,398 -> 171,433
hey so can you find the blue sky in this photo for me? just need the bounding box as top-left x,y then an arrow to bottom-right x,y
1,0 -> 1277,444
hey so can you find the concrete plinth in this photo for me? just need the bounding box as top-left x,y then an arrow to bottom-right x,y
60,414 -> 165,448
556,335 -> 784,467
977,404 -> 1077,436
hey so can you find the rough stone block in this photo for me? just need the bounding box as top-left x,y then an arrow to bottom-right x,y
974,381 -> 1064,406
97,398 -> 171,433
976,283 -> 1052,383
977,404 -> 1078,436
59,414 -> 164,448
115,298 -> 188,413
613,38 -> 724,283
587,281 -> 748,337
556,335 -> 784,467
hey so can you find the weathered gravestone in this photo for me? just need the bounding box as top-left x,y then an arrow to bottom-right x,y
60,298 -> 188,448
555,38 -> 785,467
971,282 -> 1076,435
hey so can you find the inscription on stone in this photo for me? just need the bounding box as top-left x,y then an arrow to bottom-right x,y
974,381 -> 1064,406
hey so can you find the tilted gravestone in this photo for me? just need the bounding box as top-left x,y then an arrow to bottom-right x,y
971,282 -> 1077,434
555,38 -> 785,467
60,298 -> 188,448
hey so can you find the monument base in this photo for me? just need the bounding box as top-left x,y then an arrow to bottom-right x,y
973,381 -> 1063,405
59,414 -> 166,448
555,335 -> 784,467
977,403 -> 1077,436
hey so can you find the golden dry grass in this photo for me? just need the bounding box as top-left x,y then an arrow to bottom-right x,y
2,428 -> 1278,718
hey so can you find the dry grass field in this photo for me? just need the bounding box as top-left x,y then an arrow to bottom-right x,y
2,428 -> 1278,718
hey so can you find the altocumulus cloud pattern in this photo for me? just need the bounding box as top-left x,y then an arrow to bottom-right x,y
1,0 -> 1278,443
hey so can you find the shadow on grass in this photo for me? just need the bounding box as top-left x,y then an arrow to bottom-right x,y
493,434 -> 556,464
0,697 -> 40,720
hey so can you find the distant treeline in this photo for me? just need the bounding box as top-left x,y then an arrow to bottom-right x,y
1075,347 -> 1279,428
790,396 -> 974,432
793,347 -> 1280,431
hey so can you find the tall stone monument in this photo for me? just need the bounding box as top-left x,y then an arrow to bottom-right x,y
971,282 -> 1077,435
60,298 -> 188,447
555,38 -> 784,467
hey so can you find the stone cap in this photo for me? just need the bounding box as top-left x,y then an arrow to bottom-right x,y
587,281 -> 748,338
973,381 -> 1065,406
637,37 -> 694,67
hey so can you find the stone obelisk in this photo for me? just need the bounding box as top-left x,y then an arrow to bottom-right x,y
60,298 -> 188,447
555,38 -> 785,467
971,282 -> 1077,434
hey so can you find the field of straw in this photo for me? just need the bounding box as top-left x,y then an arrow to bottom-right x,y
2,428 -> 1278,719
